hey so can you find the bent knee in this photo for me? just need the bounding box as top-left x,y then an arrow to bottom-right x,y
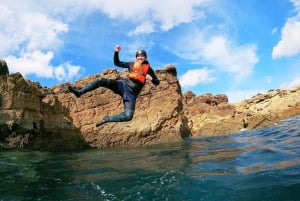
124,109 -> 134,121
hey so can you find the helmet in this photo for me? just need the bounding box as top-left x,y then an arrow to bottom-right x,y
136,50 -> 147,58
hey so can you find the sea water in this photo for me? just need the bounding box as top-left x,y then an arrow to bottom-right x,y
1,115 -> 299,201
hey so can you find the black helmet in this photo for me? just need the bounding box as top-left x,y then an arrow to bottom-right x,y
136,50 -> 147,58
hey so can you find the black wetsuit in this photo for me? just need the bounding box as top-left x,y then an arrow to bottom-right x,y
68,51 -> 160,126
102,51 -> 159,124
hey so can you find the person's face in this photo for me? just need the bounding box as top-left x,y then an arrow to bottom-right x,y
136,54 -> 146,63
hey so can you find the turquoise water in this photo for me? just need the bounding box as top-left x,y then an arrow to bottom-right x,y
1,115 -> 299,201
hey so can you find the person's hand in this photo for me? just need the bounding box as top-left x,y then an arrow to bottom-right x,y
114,45 -> 121,52
146,74 -> 153,81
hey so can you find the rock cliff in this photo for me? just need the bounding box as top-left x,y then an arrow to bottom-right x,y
0,64 -> 299,151
0,65 -> 190,150
183,88 -> 300,136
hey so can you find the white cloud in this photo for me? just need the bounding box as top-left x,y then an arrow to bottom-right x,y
171,30 -> 258,83
0,0 -> 211,82
0,2 -> 68,55
21,13 -> 68,51
54,63 -> 82,82
272,0 -> 300,58
128,21 -> 156,36
279,76 -> 300,89
91,0 -> 210,32
6,51 -> 55,78
272,18 -> 300,58
291,0 -> 300,13
5,51 -> 81,82
0,1 -> 81,82
148,0 -> 208,31
179,67 -> 215,88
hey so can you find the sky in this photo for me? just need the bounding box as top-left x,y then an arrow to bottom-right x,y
1,0 -> 300,103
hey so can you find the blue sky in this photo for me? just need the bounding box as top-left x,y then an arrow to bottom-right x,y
1,0 -> 300,102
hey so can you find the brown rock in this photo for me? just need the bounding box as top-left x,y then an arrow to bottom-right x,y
55,65 -> 190,149
0,72 -> 85,151
182,92 -> 237,136
183,87 -> 300,136
1,64 -> 299,151
0,66 -> 190,150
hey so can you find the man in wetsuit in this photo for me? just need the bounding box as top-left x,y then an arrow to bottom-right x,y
68,45 -> 160,127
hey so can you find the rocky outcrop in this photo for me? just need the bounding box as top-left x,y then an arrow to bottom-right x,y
0,73 -> 86,151
0,59 -> 9,75
53,65 -> 190,149
0,62 -> 299,151
0,65 -> 190,150
182,91 -> 237,136
183,88 -> 300,136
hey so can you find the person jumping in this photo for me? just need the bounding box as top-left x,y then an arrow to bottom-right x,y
68,45 -> 160,127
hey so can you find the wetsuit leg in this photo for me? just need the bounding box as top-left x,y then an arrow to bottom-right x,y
96,101 -> 135,127
68,78 -> 110,97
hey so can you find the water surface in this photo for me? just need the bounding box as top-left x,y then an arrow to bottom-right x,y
1,115 -> 299,201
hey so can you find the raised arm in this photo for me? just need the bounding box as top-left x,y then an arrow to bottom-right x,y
113,45 -> 131,68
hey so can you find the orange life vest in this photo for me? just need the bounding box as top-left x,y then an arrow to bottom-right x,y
128,62 -> 150,84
